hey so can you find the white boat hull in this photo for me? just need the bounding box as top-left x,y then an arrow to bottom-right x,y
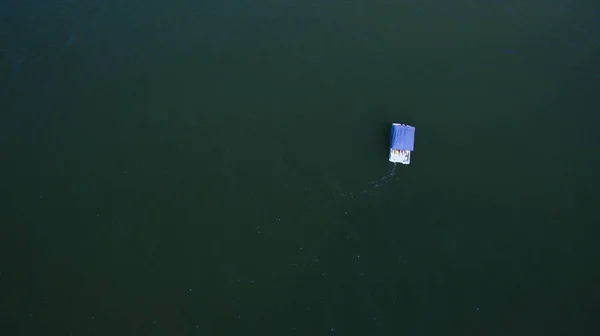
389,148 -> 411,164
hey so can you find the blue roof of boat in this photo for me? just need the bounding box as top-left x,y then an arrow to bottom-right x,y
390,124 -> 415,151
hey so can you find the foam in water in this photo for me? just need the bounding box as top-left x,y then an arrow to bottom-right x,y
339,164 -> 398,199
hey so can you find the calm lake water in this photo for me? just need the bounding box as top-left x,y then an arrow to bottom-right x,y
2,0 -> 599,335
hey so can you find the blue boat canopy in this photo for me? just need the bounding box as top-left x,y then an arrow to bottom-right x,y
390,124 -> 415,151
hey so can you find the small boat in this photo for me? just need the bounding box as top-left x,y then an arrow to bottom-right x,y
389,123 -> 415,164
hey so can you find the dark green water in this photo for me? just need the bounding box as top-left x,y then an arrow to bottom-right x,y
2,0 -> 599,334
